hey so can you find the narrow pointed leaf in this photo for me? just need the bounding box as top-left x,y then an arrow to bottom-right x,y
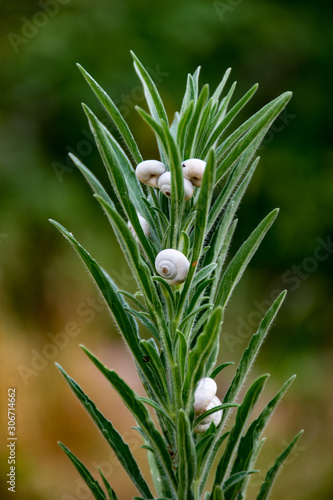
77,64 -> 142,164
223,470 -> 258,494
177,409 -> 197,500
213,375 -> 269,488
215,209 -> 279,308
98,469 -> 119,500
56,366 -> 153,499
81,347 -> 178,496
222,291 -> 287,415
59,443 -> 106,500
256,431 -> 304,500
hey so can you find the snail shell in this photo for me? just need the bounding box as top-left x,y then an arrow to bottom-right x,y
193,377 -> 217,414
182,158 -> 206,187
135,160 -> 166,187
155,249 -> 189,285
194,396 -> 223,433
157,171 -> 194,200
127,213 -> 150,242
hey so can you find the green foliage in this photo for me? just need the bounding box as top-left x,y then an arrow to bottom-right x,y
53,53 -> 301,499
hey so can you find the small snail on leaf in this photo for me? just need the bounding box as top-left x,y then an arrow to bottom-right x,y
194,396 -> 223,433
158,171 -> 193,200
127,213 -> 150,242
135,160 -> 166,187
155,249 -> 190,285
182,158 -> 206,187
193,377 -> 222,433
193,377 -> 217,414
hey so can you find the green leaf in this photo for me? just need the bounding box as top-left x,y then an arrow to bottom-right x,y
210,362 -> 234,380
183,307 -> 223,406
138,397 -> 176,429
197,432 -> 230,496
94,197 -> 171,355
81,347 -> 178,497
136,106 -> 169,160
98,469 -> 119,500
180,74 -> 195,115
194,403 -> 240,428
222,291 -> 287,417
83,105 -> 157,259
211,485 -> 225,500
211,67 -> 232,102
192,263 -> 217,288
196,432 -> 215,468
191,149 -> 216,265
177,409 -> 197,500
184,84 -> 209,158
256,431 -> 304,500
177,149 -> 216,322
69,153 -> 114,208
223,470 -> 258,494
59,443 -> 106,500
213,375 -> 269,489
131,52 -> 168,163
206,149 -> 259,236
187,278 -> 215,316
77,64 -> 142,164
49,221 -> 140,355
229,376 -> 296,490
215,92 -> 292,182
56,366 -> 153,499
215,209 -> 279,308
178,100 -> 195,159
131,52 -> 168,125
160,121 -> 185,248
126,307 -> 160,340
176,330 -> 187,383
202,84 -> 259,159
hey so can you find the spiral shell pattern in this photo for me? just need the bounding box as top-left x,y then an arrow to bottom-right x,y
155,249 -> 190,285
158,171 -> 194,200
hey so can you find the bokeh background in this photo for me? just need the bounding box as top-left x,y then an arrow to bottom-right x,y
0,0 -> 332,498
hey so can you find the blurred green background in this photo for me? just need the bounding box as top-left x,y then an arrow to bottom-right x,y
0,0 -> 332,498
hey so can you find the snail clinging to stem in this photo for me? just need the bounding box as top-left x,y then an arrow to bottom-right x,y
193,377 -> 223,433
182,158 -> 206,187
158,171 -> 193,200
135,159 -> 166,187
155,249 -> 190,285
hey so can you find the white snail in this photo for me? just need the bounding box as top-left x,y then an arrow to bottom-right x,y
182,158 -> 206,187
155,249 -> 189,285
127,213 -> 150,242
194,396 -> 223,433
135,160 -> 166,187
157,171 -> 194,200
193,377 -> 217,414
